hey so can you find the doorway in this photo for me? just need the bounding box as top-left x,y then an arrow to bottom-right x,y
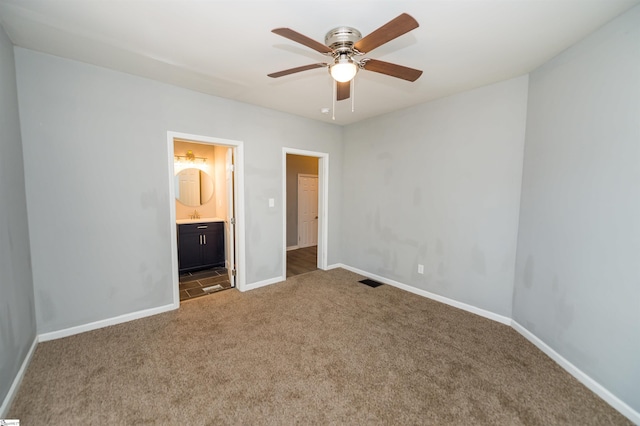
283,149 -> 329,279
168,131 -> 245,307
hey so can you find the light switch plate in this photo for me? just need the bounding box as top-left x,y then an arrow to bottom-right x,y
269,198 -> 275,208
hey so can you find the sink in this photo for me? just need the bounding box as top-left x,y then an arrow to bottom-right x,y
176,217 -> 224,224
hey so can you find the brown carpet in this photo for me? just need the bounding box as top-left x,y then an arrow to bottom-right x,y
9,268 -> 630,425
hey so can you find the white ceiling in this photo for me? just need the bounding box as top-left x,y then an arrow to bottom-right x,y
0,0 -> 637,125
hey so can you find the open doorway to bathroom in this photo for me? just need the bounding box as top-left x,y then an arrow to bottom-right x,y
168,132 -> 245,304
283,149 -> 329,278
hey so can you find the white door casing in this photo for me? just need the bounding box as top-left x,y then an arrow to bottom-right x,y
168,131 -> 246,306
282,147 -> 329,280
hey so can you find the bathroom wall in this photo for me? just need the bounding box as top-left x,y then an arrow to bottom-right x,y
513,5 -> 640,413
15,48 -> 343,334
286,154 -> 319,248
174,140 -> 216,219
0,24 -> 36,413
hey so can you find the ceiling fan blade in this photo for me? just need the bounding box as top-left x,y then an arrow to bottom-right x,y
272,28 -> 333,54
362,59 -> 423,82
268,63 -> 327,78
337,81 -> 350,101
354,13 -> 419,53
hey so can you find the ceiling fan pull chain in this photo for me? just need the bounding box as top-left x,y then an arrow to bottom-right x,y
332,79 -> 336,120
351,77 -> 355,113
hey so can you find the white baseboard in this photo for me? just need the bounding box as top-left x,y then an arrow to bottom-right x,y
286,245 -> 299,251
511,321 -> 639,424
38,302 -> 177,342
326,263 -> 343,270
1,335 -> 38,417
243,275 -> 285,292
337,263 -> 512,325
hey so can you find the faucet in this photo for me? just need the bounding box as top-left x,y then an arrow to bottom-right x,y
191,209 -> 200,219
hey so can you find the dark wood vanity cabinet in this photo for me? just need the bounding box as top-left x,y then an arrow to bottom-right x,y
177,221 -> 224,273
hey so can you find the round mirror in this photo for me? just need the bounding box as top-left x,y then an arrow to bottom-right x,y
175,168 -> 214,207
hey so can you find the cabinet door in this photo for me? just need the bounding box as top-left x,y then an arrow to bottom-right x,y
178,227 -> 202,271
202,224 -> 224,267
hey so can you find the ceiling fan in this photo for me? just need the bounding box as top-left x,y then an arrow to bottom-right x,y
268,13 -> 423,103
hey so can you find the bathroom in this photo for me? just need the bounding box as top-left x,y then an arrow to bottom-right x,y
174,139 -> 234,301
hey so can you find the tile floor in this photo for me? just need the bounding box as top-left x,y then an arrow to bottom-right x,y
179,267 -> 232,302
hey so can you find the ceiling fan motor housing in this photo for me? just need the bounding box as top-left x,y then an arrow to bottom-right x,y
324,26 -> 362,55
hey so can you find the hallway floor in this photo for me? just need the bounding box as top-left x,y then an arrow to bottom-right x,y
287,245 -> 318,277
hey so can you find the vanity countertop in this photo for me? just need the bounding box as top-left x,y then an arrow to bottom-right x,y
176,217 -> 224,225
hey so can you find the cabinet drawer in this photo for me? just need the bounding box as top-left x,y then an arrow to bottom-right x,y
178,221 -> 223,235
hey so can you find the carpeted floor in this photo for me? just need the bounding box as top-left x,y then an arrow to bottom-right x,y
8,268 -> 630,425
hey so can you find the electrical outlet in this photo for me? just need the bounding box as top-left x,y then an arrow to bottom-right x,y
418,264 -> 424,274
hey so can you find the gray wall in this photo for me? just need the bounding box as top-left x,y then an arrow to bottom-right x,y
0,26 -> 36,412
342,76 -> 528,317
513,6 -> 640,412
14,48 -> 343,334
286,154 -> 319,247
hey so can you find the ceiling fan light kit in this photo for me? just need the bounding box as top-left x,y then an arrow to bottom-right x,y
330,55 -> 358,83
268,13 -> 423,118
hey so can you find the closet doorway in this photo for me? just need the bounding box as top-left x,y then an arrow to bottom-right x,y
168,131 -> 245,306
283,149 -> 329,278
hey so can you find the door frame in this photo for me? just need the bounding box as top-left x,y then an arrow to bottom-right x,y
282,148 -> 329,278
297,173 -> 319,249
167,131 -> 246,307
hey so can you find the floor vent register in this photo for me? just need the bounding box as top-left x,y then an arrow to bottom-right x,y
359,278 -> 384,288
